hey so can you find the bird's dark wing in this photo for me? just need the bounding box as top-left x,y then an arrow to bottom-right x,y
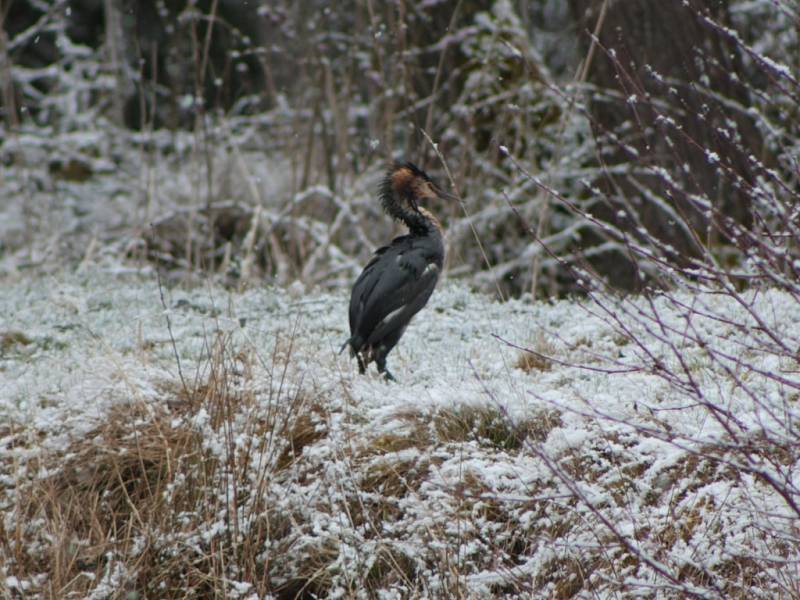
349,236 -> 440,348
348,243 -> 395,333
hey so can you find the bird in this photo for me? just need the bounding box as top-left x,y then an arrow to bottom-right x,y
342,162 -> 455,381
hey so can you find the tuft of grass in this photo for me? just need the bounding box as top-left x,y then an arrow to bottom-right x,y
434,404 -> 561,450
0,330 -> 32,354
351,415 -> 436,528
537,556 -> 590,599
365,545 -> 418,594
276,406 -> 328,470
516,333 -> 557,373
360,453 -> 432,499
8,401 -> 206,598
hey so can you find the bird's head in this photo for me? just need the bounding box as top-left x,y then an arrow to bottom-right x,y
383,162 -> 457,215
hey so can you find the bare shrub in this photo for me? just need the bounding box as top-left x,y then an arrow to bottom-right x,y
494,2 -> 800,596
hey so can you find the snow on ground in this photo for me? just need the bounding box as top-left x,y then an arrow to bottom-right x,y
1,266 -> 799,598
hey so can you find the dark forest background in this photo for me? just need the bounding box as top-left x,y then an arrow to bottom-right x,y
1,0 -> 798,298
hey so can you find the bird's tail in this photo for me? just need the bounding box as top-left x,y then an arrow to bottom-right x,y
339,336 -> 355,356
340,335 -> 365,357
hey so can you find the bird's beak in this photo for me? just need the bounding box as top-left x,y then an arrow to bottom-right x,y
436,186 -> 459,202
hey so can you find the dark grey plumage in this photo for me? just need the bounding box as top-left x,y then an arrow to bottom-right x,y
343,162 -> 452,380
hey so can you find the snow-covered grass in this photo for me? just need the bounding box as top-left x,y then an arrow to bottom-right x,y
1,267 -> 798,598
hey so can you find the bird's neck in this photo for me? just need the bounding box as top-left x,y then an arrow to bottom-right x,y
395,206 -> 438,238
411,207 -> 443,236
380,184 -> 443,237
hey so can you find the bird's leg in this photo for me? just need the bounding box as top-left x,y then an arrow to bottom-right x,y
356,353 -> 367,374
376,358 -> 396,382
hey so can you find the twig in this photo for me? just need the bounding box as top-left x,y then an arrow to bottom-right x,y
422,129 -> 506,301
154,251 -> 188,393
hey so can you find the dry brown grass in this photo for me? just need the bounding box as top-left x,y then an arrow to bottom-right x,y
0,330 -> 32,355
3,328 -> 797,598
0,329 -> 329,599
434,404 -> 562,450
515,333 -> 558,373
